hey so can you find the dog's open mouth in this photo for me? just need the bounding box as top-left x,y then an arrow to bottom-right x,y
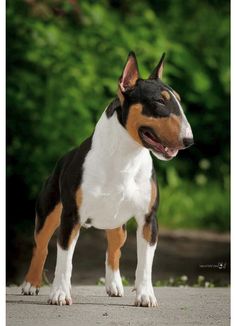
138,127 -> 178,159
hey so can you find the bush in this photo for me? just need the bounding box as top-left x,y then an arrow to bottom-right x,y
7,0 -> 230,231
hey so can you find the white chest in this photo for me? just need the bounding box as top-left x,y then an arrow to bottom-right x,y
79,112 -> 153,229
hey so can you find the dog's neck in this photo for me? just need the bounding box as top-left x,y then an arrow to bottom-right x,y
91,102 -> 149,167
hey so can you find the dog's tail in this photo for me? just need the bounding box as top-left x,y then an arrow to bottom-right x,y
35,159 -> 61,233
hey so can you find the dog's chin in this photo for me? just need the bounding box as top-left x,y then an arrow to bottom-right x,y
138,127 -> 179,161
150,149 -> 178,161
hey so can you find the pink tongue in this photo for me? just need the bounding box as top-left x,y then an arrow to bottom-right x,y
142,132 -> 178,157
152,142 -> 165,153
142,133 -> 165,153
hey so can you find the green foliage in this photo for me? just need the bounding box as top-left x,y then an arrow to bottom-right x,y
121,276 -> 129,286
97,274 -> 226,287
158,166 -> 230,231
154,274 -> 227,287
96,276 -> 129,286
96,277 -> 105,286
127,161 -> 229,231
7,0 -> 230,230
155,275 -> 189,287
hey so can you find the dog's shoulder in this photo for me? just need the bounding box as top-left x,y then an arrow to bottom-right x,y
57,135 -> 93,193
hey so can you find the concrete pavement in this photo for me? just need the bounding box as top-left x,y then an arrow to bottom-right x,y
6,286 -> 230,326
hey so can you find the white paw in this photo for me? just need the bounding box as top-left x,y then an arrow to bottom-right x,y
135,285 -> 158,307
48,282 -> 72,306
105,267 -> 124,297
21,281 -> 39,295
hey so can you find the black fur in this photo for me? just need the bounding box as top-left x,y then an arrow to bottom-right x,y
149,52 -> 166,79
144,167 -> 159,246
36,136 -> 93,249
105,97 -> 121,119
106,79 -> 181,130
35,163 -> 61,233
85,218 -> 92,225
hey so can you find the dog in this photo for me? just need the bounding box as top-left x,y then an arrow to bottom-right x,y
21,52 -> 193,307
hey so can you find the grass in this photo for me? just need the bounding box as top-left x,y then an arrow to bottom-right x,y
96,275 -> 229,288
154,275 -> 218,288
127,168 -> 229,232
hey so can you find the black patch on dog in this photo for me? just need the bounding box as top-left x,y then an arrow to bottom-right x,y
58,136 -> 93,249
119,79 -> 181,127
106,79 -> 181,130
35,163 -> 61,233
106,98 -> 121,117
36,136 -> 93,249
144,167 -> 159,245
85,218 -> 92,225
105,97 -> 125,128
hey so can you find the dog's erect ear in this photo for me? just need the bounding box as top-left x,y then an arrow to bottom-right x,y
149,52 -> 166,80
119,51 -> 139,93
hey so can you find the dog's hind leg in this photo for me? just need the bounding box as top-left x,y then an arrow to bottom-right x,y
22,165 -> 61,295
105,225 -> 127,297
22,203 -> 62,295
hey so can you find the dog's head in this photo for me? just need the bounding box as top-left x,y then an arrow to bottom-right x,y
117,52 -> 194,160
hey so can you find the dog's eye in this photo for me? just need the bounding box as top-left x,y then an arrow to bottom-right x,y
155,99 -> 165,106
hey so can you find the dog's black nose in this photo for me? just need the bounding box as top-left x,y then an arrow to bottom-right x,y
183,138 -> 194,148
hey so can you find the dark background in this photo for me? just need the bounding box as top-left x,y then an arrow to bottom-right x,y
7,0 -> 230,285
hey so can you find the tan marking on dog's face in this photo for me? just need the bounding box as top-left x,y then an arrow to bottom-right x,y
161,90 -> 171,101
26,203 -> 62,287
106,227 -> 127,271
126,104 -> 182,148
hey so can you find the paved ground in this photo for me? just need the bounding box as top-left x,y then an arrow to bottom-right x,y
6,286 -> 230,326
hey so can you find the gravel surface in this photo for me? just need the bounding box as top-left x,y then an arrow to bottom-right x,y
6,286 -> 230,326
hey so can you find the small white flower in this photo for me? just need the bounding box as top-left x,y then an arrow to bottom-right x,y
198,275 -> 205,283
169,277 -> 174,284
181,275 -> 188,282
99,277 -> 105,285
205,282 -> 210,288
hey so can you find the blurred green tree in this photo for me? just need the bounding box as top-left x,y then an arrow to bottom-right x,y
7,0 -> 230,231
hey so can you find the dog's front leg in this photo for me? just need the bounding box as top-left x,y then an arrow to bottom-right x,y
134,219 -> 158,307
105,226 -> 127,297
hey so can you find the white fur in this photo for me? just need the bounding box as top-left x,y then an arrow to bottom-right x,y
150,149 -> 170,161
49,111 -> 156,306
169,89 -> 193,141
79,111 -> 153,230
21,281 -> 38,295
105,254 -> 124,297
49,233 -> 79,305
79,112 -> 158,306
134,224 -> 157,307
